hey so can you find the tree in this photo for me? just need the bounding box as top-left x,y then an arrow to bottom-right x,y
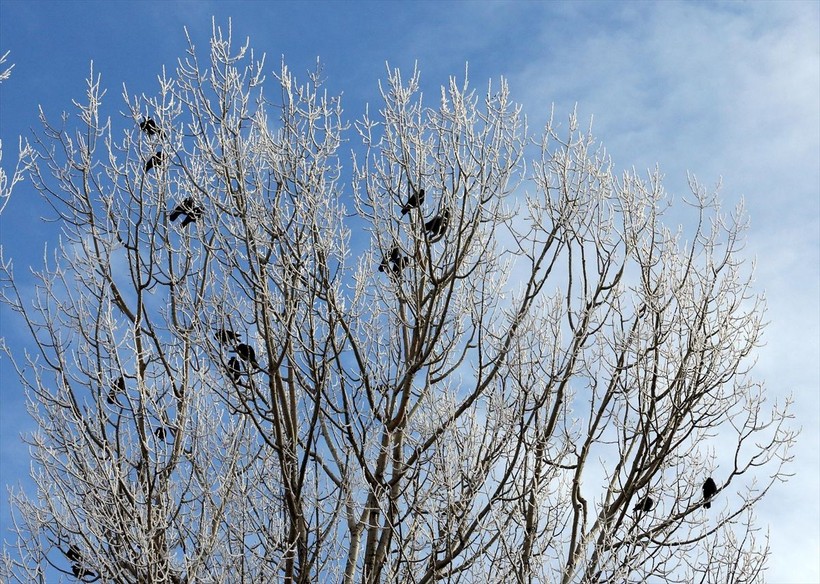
0,22 -> 795,583
0,50 -> 34,215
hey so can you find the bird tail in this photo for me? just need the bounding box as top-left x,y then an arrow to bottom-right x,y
401,205 -> 410,216
170,210 -> 181,221
181,215 -> 193,227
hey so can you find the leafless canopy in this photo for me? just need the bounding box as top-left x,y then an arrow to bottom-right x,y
1,22 -> 794,584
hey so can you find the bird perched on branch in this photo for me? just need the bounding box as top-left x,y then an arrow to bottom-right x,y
232,343 -> 259,369
169,197 -> 204,227
425,209 -> 451,240
633,496 -> 654,514
378,246 -> 411,278
227,356 -> 242,383
215,328 -> 241,345
65,545 -> 98,581
145,151 -> 165,172
702,477 -> 717,509
139,117 -> 162,137
155,426 -> 176,442
107,376 -> 126,404
401,188 -> 425,215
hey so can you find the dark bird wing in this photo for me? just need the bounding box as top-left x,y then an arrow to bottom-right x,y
425,209 -> 451,239
227,356 -> 242,382
140,117 -> 160,136
107,376 -> 126,403
216,329 -> 240,344
401,188 -> 425,215
234,343 -> 258,366
66,545 -> 95,579
145,151 -> 163,172
169,204 -> 185,221
180,205 -> 204,227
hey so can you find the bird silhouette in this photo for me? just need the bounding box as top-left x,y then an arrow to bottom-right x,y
227,356 -> 242,383
702,477 -> 717,509
233,343 -> 259,368
139,117 -> 161,137
107,376 -> 126,404
180,204 -> 204,227
145,151 -> 164,172
391,256 -> 411,277
169,197 -> 203,226
378,246 -> 411,278
633,496 -> 654,514
424,209 -> 451,240
378,246 -> 402,272
66,545 -> 97,581
401,188 -> 425,215
215,329 -> 241,345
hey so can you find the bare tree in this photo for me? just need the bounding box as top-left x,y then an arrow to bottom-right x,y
1,22 -> 794,584
0,50 -> 34,215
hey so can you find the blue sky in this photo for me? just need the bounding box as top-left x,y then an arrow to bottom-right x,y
1,1 -> 817,581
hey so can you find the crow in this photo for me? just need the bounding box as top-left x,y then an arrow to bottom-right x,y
139,117 -> 161,137
424,209 -> 451,240
633,496 -> 654,514
145,151 -> 164,172
180,204 -> 204,227
233,343 -> 259,368
377,246 -> 411,278
107,376 -> 126,404
227,356 -> 242,383
378,246 -> 402,272
169,197 -> 193,222
702,477 -> 717,509
169,197 -> 203,226
390,255 -> 411,277
401,188 -> 425,215
215,329 -> 241,345
66,545 -> 97,581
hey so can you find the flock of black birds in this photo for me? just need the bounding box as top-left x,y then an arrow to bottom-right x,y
379,187 -> 451,278
139,118 -> 205,228
632,477 -> 719,516
214,328 -> 260,385
87,118 -> 723,578
140,116 -> 164,173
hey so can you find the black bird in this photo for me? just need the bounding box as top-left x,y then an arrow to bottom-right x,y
424,209 -> 451,240
169,197 -> 203,227
390,256 -> 411,277
66,545 -> 97,581
215,329 -> 241,345
378,246 -> 402,272
107,376 -> 126,404
233,343 -> 259,368
155,426 -> 176,441
702,477 -> 717,509
181,204 -> 204,227
139,117 -> 161,137
377,246 -> 411,278
227,356 -> 242,383
145,151 -> 164,172
633,496 -> 654,514
401,188 -> 425,215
